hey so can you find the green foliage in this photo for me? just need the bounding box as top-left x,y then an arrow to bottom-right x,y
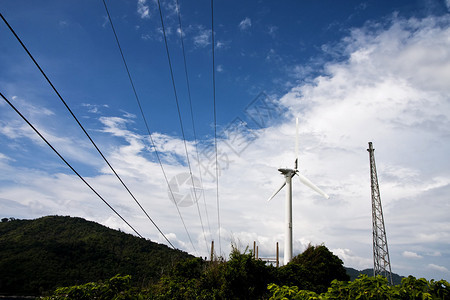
0,216 -> 192,296
220,247 -> 277,299
150,247 -> 276,299
267,275 -> 450,300
397,276 -> 450,300
44,273 -> 450,300
278,244 -> 350,293
42,274 -> 151,300
150,257 -> 212,299
146,245 -> 345,299
268,283 -> 321,300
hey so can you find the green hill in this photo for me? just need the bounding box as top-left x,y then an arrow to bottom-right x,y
0,216 -> 192,296
345,267 -> 404,285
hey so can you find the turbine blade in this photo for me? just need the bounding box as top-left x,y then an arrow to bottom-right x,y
267,181 -> 286,202
297,173 -> 329,199
295,117 -> 299,170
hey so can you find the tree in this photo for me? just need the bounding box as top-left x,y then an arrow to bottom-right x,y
220,247 -> 276,299
151,247 -> 276,299
151,257 -> 210,299
41,274 -> 148,300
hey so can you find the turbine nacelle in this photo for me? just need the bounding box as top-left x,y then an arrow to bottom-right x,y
270,168 -> 329,200
277,168 -> 296,176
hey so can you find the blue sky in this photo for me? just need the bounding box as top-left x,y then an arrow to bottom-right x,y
1,0 -> 450,281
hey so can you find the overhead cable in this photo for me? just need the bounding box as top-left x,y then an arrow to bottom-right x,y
174,0 -> 212,253
211,0 -> 222,256
0,12 -> 175,249
155,0 -> 209,254
1,91 -> 143,239
101,1 -> 197,252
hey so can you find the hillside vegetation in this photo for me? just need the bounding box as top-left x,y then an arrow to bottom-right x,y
2,216 -> 448,299
41,243 -> 351,299
0,216 -> 191,295
41,251 -> 449,299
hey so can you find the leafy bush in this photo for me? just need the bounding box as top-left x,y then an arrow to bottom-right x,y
42,274 -> 149,300
42,248 -> 450,300
220,247 -> 276,299
150,247 -> 276,299
277,244 -> 349,293
268,275 -> 450,300
40,242 -> 354,299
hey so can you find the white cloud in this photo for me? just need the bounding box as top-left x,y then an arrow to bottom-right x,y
11,96 -> 54,117
291,65 -> 314,79
265,48 -> 277,61
216,65 -> 223,72
137,0 -> 150,19
428,264 -> 449,273
239,17 -> 251,31
0,153 -> 13,161
81,103 -> 109,114
141,33 -> 151,40
176,27 -> 184,37
193,27 -> 211,48
403,251 -> 423,259
0,108 -> 100,168
267,25 -> 278,37
162,0 -> 179,16
216,41 -> 226,49
332,248 -> 372,269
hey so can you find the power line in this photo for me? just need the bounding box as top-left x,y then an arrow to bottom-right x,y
102,0 -> 195,254
1,91 -> 143,239
155,0 -> 209,254
0,12 -> 175,249
100,0 -> 196,252
211,0 -> 222,256
174,0 -> 212,253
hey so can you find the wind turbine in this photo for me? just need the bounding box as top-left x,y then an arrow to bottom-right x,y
268,118 -> 329,265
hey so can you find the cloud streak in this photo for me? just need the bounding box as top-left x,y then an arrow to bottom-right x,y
192,26 -> 212,48
239,17 -> 252,31
137,0 -> 150,19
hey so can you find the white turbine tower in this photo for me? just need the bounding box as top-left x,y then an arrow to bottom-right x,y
268,118 -> 329,265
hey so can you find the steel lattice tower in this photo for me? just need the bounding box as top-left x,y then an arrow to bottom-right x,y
367,142 -> 393,285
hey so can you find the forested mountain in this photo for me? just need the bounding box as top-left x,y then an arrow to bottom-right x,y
0,216 -> 192,296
